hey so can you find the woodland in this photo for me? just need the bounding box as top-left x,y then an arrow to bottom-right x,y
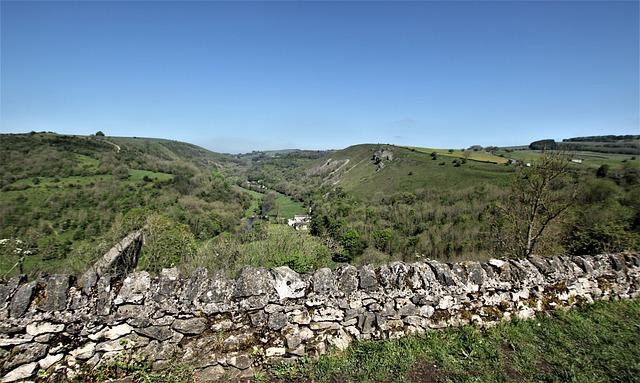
0,132 -> 638,278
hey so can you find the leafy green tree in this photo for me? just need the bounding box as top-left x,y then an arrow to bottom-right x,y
566,223 -> 639,255
334,228 -> 365,263
487,150 -> 578,258
139,215 -> 196,273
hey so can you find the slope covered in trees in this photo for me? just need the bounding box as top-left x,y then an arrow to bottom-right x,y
1,133 -> 638,278
0,133 -> 250,276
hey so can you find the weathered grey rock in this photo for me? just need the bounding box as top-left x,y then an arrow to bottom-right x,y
200,270 -> 232,303
9,281 -> 35,318
572,256 -> 594,273
429,261 -> 455,286
313,306 -> 344,322
312,268 -> 335,294
286,333 -> 302,349
182,267 -> 208,303
82,269 -> 99,295
156,267 -> 180,298
95,274 -> 112,316
115,272 -> 151,305
358,312 -> 376,334
450,264 -> 467,284
289,308 -> 311,325
70,342 -> 97,360
609,254 -> 625,271
1,361 -> 38,383
268,312 -> 288,330
96,333 -> 149,352
272,266 -> 307,299
136,325 -> 173,341
89,323 -> 133,340
39,353 -> 64,369
172,317 -> 207,335
266,347 -> 286,357
232,266 -> 275,298
396,298 -> 418,316
0,275 -> 24,308
465,262 -> 486,286
26,322 -> 64,336
193,365 -> 226,383
3,342 -> 48,370
228,354 -> 252,370
359,265 -> 378,292
182,336 -> 221,368
141,340 -> 178,361
337,265 -> 358,294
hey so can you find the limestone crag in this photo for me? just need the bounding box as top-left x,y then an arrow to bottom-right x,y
0,253 -> 639,382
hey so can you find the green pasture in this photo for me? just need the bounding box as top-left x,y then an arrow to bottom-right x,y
406,146 -> 509,164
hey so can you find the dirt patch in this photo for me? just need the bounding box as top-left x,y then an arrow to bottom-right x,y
406,358 -> 449,383
501,343 -> 525,382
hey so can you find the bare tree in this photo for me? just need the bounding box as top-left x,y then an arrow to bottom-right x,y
487,150 -> 579,258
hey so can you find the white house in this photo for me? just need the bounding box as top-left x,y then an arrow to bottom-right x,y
287,215 -> 310,231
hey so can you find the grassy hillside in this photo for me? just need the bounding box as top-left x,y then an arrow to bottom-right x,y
248,143 -> 638,264
0,133 -> 250,277
1,133 -> 638,277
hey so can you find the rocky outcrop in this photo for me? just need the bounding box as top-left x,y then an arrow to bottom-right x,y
0,253 -> 638,382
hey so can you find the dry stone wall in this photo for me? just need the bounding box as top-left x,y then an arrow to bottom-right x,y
1,253 -> 639,382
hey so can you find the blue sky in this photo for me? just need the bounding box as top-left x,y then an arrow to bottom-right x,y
1,1 -> 638,154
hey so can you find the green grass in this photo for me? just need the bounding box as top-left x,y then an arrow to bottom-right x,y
234,186 -> 306,219
267,298 -> 640,382
275,193 -> 306,218
406,146 -> 509,164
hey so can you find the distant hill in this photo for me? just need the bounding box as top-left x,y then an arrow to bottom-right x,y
529,135 -> 640,155
0,132 -> 250,276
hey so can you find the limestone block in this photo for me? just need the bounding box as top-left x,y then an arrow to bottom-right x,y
135,325 -> 173,341
26,322 -> 64,336
327,328 -> 352,352
3,342 -> 47,370
156,267 -> 180,297
70,342 -> 96,360
396,298 -> 418,316
312,307 -> 344,322
232,266 -> 275,298
286,333 -> 302,349
227,354 -> 252,370
193,365 -> 226,382
115,272 -> 151,305
358,265 -> 378,292
88,323 -> 133,341
181,267 -> 208,303
312,268 -> 335,294
200,271 -> 233,304
0,275 -> 24,308
310,322 -> 341,331
272,266 -> 307,299
337,265 -> 359,294
40,274 -> 70,312
142,340 -> 178,361
357,312 -> 376,334
39,353 -> 63,369
268,312 -> 288,330
9,281 -> 35,318
429,261 -> 455,286
172,317 -> 207,335
1,361 -> 37,383
266,347 -> 286,357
